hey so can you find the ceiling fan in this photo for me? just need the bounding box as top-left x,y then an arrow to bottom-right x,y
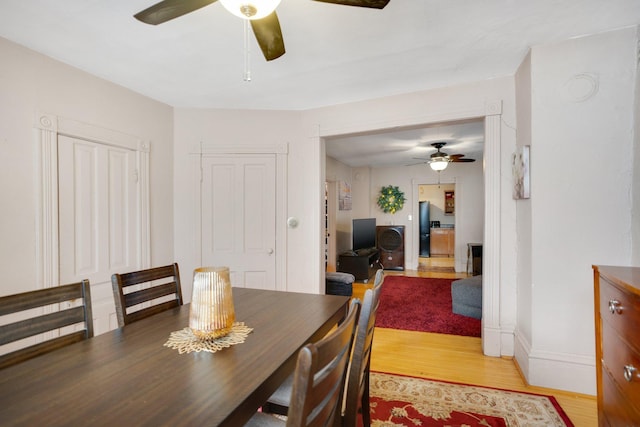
134,0 -> 390,61
412,142 -> 475,171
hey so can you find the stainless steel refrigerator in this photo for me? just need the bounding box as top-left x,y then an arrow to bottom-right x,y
419,201 -> 430,256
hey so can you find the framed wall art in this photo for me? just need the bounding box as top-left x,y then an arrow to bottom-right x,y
512,145 -> 530,199
338,180 -> 352,210
444,190 -> 455,214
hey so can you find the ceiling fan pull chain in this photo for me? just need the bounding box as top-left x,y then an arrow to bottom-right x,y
243,19 -> 251,82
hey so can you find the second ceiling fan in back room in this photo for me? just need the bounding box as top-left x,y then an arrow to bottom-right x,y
134,0 -> 390,62
411,142 -> 476,172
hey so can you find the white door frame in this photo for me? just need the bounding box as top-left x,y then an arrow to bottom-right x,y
191,142 -> 288,291
325,181 -> 338,272
316,100 -> 506,357
35,112 -> 150,291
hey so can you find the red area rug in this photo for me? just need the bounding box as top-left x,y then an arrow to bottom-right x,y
367,372 -> 574,427
376,276 -> 481,337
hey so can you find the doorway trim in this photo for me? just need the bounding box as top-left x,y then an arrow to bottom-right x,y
190,142 -> 288,291
34,112 -> 149,290
317,100 -> 505,357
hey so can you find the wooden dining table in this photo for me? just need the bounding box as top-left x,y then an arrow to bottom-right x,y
0,287 -> 350,426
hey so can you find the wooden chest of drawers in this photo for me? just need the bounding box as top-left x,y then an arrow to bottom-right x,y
593,265 -> 640,426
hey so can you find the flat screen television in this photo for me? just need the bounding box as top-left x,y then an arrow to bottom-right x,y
352,218 -> 376,251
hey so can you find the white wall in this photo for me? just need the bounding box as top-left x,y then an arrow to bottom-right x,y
0,37 -> 174,297
514,27 -> 637,394
325,161 -> 484,272
173,108 -> 311,297
351,167 -> 373,219
367,162 -> 484,271
634,26 -> 640,266
419,183 -> 456,226
514,51 -> 534,356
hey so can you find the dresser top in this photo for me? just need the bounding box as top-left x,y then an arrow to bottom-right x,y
594,265 -> 640,295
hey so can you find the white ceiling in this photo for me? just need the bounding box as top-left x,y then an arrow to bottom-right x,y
1,0 -> 638,166
1,0 -> 638,112
325,119 -> 485,167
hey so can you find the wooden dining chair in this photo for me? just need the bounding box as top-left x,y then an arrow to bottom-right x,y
111,263 -> 183,327
342,270 -> 384,426
0,279 -> 93,370
263,269 -> 385,426
246,298 -> 360,427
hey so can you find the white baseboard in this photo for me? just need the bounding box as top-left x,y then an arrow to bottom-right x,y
482,324 -> 502,357
514,331 -> 596,395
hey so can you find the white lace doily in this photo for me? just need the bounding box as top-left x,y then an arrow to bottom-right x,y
164,322 -> 253,354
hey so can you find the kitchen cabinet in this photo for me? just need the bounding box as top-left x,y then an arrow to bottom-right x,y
430,228 -> 454,257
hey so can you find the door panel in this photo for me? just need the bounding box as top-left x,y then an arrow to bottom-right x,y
60,141 -> 100,278
108,149 -> 135,270
58,135 -> 138,335
201,155 -> 276,289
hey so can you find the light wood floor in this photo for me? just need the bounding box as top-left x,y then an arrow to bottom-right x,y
354,257 -> 597,427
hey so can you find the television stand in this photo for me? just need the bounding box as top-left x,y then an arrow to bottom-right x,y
338,248 -> 381,283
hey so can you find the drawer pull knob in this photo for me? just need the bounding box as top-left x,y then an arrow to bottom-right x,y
608,299 -> 622,314
623,365 -> 637,382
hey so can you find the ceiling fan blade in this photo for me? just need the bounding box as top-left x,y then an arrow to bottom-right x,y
312,0 -> 390,9
134,0 -> 218,25
449,154 -> 475,163
250,12 -> 286,61
406,160 -> 429,166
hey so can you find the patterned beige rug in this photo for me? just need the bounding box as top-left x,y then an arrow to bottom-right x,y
368,372 -> 574,426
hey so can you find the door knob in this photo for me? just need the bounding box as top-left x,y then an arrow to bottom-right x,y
267,248 -> 274,255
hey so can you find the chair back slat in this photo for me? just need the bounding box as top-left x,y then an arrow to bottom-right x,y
0,280 -> 93,369
118,264 -> 178,288
0,306 -> 87,345
111,263 -> 183,327
123,281 -> 180,308
0,283 -> 86,316
124,300 -> 182,325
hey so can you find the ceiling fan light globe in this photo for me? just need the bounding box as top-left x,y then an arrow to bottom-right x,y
429,160 -> 449,171
220,0 -> 282,19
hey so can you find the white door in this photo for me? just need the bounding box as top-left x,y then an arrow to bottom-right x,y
58,135 -> 139,335
201,155 -> 276,289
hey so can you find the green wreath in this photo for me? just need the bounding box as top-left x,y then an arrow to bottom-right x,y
377,185 -> 406,214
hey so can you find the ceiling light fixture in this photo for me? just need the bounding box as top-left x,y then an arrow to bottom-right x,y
428,142 -> 451,171
219,0 -> 282,20
429,158 -> 449,171
219,0 -> 282,82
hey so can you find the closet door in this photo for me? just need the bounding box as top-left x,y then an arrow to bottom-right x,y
58,135 -> 138,334
201,154 -> 276,289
